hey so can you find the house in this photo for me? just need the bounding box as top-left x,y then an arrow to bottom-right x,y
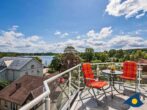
0,57 -> 43,81
0,74 -> 60,110
0,75 -> 46,110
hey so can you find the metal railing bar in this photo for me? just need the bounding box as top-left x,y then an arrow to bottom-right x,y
61,88 -> 80,110
20,91 -> 49,110
44,64 -> 81,84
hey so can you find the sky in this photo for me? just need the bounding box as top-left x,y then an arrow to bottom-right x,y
0,0 -> 147,53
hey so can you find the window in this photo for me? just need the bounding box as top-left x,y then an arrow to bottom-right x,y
25,72 -> 28,75
11,103 -> 17,110
4,101 -> 8,108
31,65 -> 35,69
37,70 -> 40,74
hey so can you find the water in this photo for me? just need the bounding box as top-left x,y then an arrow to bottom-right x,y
38,56 -> 54,66
24,55 -> 54,66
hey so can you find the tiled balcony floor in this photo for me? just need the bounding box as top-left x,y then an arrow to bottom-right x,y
72,84 -> 147,110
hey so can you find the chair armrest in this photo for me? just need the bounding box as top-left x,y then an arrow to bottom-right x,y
85,78 -> 96,81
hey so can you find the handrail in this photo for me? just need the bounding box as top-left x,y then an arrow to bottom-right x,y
19,64 -> 81,110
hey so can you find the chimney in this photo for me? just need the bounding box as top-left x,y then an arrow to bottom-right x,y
16,83 -> 21,90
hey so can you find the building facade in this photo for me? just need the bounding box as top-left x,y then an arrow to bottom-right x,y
0,57 -> 43,81
0,75 -> 46,110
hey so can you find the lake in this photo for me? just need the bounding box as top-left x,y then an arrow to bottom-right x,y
36,56 -> 54,66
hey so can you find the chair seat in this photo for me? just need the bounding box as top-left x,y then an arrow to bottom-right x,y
120,75 -> 136,80
87,81 -> 108,89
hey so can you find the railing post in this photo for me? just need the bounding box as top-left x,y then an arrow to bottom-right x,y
45,97 -> 50,110
96,64 -> 99,79
43,87 -> 50,110
68,71 -> 71,109
138,64 -> 142,89
78,66 -> 81,88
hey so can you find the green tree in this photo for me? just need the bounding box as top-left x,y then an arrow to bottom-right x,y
108,49 -> 116,57
34,57 -> 42,63
84,48 -> 94,62
0,80 -> 10,90
115,49 -> 124,58
133,50 -> 144,60
99,52 -> 108,62
50,55 -> 62,71
144,53 -> 147,59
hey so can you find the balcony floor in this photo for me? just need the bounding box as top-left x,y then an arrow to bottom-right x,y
72,84 -> 147,110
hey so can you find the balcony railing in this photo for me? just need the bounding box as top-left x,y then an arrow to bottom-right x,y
19,62 -> 147,110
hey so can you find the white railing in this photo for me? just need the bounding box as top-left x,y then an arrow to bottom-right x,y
19,62 -> 147,110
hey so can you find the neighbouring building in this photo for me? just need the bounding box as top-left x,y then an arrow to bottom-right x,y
0,57 -> 43,81
0,75 -> 46,110
0,74 -> 61,110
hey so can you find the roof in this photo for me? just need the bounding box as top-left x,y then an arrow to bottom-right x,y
0,75 -> 46,105
0,57 -> 33,70
0,66 -> 6,72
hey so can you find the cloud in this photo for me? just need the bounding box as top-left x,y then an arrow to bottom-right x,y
0,26 -> 146,53
99,27 -> 112,38
76,36 -> 81,39
105,0 -> 147,19
0,27 -> 54,53
108,35 -> 147,49
136,12 -> 145,19
54,31 -> 69,38
61,32 -> 69,38
9,25 -> 19,31
87,26 -> 112,39
54,31 -> 61,35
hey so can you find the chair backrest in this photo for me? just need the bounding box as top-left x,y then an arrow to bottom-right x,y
122,61 -> 137,79
82,63 -> 94,84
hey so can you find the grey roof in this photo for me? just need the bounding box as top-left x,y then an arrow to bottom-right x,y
0,57 -> 33,70
0,66 -> 6,72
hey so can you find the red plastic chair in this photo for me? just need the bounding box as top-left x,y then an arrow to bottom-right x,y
120,61 -> 138,91
80,63 -> 108,104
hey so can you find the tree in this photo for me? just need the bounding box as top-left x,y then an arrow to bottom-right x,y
115,49 -> 124,58
50,55 -> 62,71
84,48 -> 94,62
64,46 -> 78,53
61,46 -> 81,70
99,52 -> 108,62
108,49 -> 116,57
34,57 -> 42,63
144,53 -> 147,59
0,80 -> 10,90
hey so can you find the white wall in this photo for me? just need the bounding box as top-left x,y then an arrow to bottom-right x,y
6,59 -> 43,81
20,59 -> 43,77
0,69 -> 6,80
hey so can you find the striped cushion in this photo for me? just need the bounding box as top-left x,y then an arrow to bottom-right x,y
120,61 -> 137,80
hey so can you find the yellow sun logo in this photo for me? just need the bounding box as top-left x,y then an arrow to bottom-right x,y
124,93 -> 143,107
132,98 -> 138,105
